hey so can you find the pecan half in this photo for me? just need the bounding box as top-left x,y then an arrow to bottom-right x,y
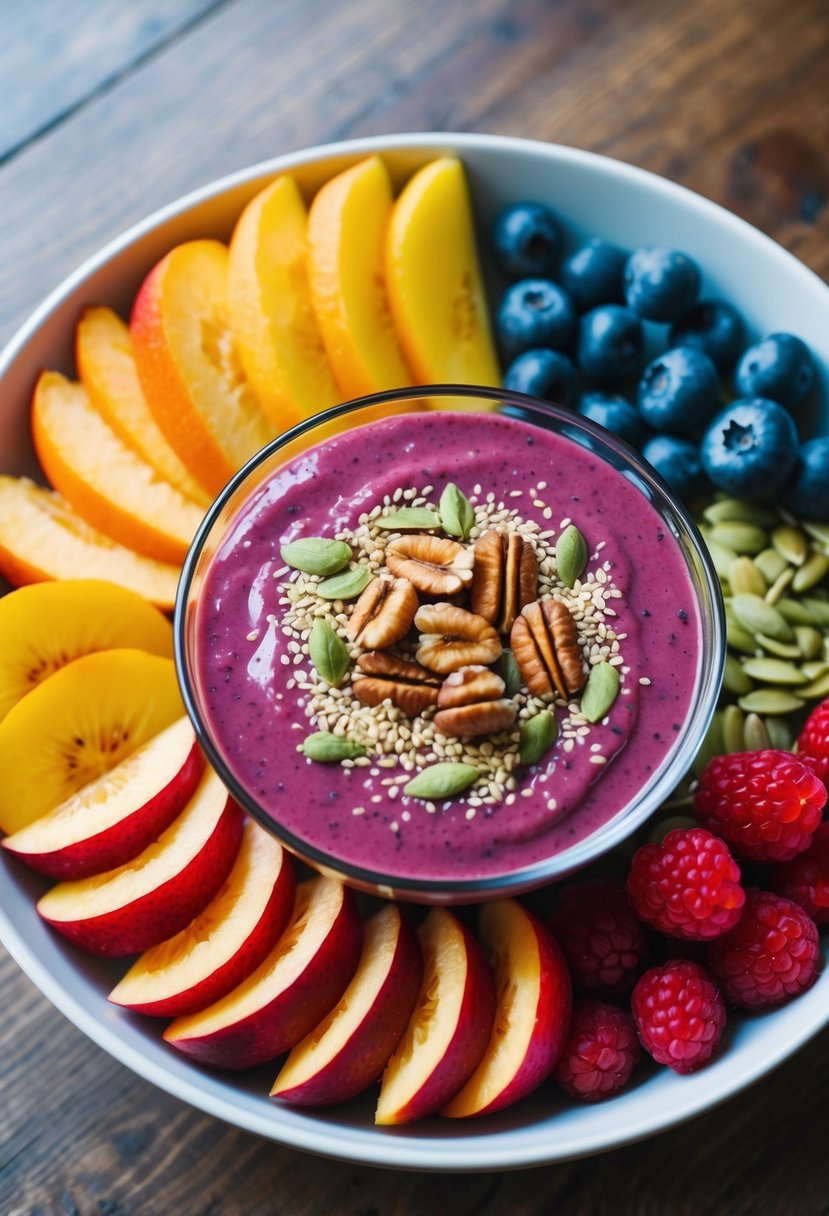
347,576 -> 417,649
352,651 -> 440,716
386,534 -> 474,596
471,530 -> 538,632
434,664 -> 515,738
510,600 -> 586,700
437,665 -> 506,709
415,603 -> 502,674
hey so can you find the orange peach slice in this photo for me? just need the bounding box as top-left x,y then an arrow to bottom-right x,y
0,477 -> 181,610
308,156 -> 412,398
271,903 -> 422,1107
386,157 -> 500,398
228,175 -> 340,431
164,877 -> 361,1070
442,900 -> 572,1118
131,239 -> 274,494
2,717 -> 203,878
109,820 -> 295,1017
32,371 -> 204,565
37,768 -> 243,957
0,579 -> 172,724
0,648 -> 183,834
76,307 -> 211,507
375,907 -> 495,1125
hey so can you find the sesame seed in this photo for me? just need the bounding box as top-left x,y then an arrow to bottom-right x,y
590,754 -> 607,765
639,676 -> 652,686
352,806 -> 366,816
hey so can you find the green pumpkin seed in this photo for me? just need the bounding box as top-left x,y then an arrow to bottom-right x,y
724,654 -> 753,695
754,548 -> 788,585
732,593 -> 793,642
765,716 -> 794,750
705,538 -> 740,581
727,620 -> 760,655
728,556 -> 766,597
556,524 -> 588,589
703,499 -> 778,527
691,711 -> 725,776
438,483 -> 475,540
803,520 -> 829,552
764,567 -> 795,605
792,552 -> 829,593
722,704 -> 746,753
580,661 -> 620,723
281,536 -> 352,576
301,732 -> 366,762
709,522 -> 768,554
803,597 -> 829,627
316,566 -> 374,601
772,524 -> 809,566
795,627 -> 823,660
801,660 -> 829,682
376,507 -> 442,531
743,712 -> 772,751
755,633 -> 802,659
308,618 -> 351,687
799,670 -> 829,700
738,689 -> 805,715
404,762 -> 478,800
647,813 -> 697,844
499,650 -> 523,697
519,711 -> 558,766
741,657 -> 807,685
777,597 -> 819,626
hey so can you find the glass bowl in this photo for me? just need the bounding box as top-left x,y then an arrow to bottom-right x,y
176,385 -> 724,902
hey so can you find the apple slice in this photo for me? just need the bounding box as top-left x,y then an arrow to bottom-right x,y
109,821 -> 295,1017
442,900 -> 572,1119
2,717 -> 203,878
271,903 -> 422,1107
164,877 -> 361,1069
375,907 -> 495,1125
36,768 -> 243,957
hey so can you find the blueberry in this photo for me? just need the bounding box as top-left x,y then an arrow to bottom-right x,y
642,434 -> 708,501
497,279 -> 577,360
735,333 -> 816,410
700,398 -> 799,501
491,201 -> 563,280
577,304 -> 645,387
560,238 -> 627,310
669,299 -> 745,371
784,438 -> 829,521
624,247 -> 701,322
503,349 -> 579,408
579,392 -> 647,446
637,346 -> 721,436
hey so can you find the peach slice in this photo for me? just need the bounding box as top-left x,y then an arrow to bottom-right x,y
0,477 -> 181,610
2,717 -> 203,878
307,156 -> 412,398
77,307 -> 211,507
131,239 -> 274,494
0,648 -> 183,834
271,903 -> 422,1107
375,907 -> 495,1125
385,157 -> 500,398
109,820 -> 295,1017
37,768 -> 243,957
442,900 -> 572,1118
32,371 -> 204,565
228,175 -> 340,431
0,579 -> 172,724
164,877 -> 361,1070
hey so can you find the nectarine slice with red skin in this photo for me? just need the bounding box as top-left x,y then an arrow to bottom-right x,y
2,717 -> 203,879
442,900 -> 572,1119
0,648 -> 183,835
375,907 -> 495,1125
37,768 -> 243,957
164,877 -> 361,1070
131,239 -> 274,495
76,307 -> 211,507
109,821 -> 295,1017
271,903 -> 422,1107
0,579 -> 172,725
0,477 -> 181,610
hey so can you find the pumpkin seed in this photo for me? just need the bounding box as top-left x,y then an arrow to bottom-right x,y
308,618 -> 351,687
724,600 -> 759,654
691,711 -> 725,776
728,556 -> 766,597
709,522 -> 768,555
376,507 -> 442,531
439,483 -> 475,540
803,597 -> 829,627
705,538 -> 740,581
732,593 -> 793,642
771,524 -> 809,566
556,524 -> 588,589
799,670 -> 829,700
499,650 -> 523,697
703,499 -> 778,527
404,762 -> 478,800
792,552 -> 829,593
743,712 -> 771,751
647,813 -> 697,844
795,627 -> 823,660
301,732 -> 367,762
802,660 -> 829,681
580,661 -> 620,723
316,566 -> 374,601
519,711 -> 558,766
754,548 -> 788,585
803,520 -> 829,551
280,536 -> 352,576
722,704 -> 746,753
738,689 -> 805,715
764,566 -> 795,605
765,715 -> 794,750
741,657 -> 807,685
724,654 -> 753,696
755,633 -> 802,659
776,597 -> 819,626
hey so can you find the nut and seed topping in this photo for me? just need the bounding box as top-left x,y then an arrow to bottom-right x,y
352,651 -> 440,716
510,600 -> 585,700
415,603 -> 502,674
471,530 -> 538,632
437,665 -> 506,709
386,534 -> 474,596
347,575 -> 418,649
433,664 -> 516,739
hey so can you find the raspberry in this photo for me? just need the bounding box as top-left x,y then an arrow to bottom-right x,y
796,698 -> 829,788
553,998 -> 640,1101
708,889 -> 820,1009
694,749 -> 826,862
627,827 -> 745,940
631,960 -> 726,1074
771,822 -> 829,925
549,880 -> 650,995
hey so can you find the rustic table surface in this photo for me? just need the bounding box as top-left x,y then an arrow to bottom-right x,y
2,0 -> 829,1212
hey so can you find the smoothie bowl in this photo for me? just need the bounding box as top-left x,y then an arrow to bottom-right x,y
177,386 -> 724,901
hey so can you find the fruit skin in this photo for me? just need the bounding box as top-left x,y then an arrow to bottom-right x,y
549,879 -> 650,994
623,247 -> 701,323
669,298 -> 745,372
577,304 -> 644,388
503,349 -> 579,408
553,998 -> 640,1101
579,392 -> 646,446
560,239 -> 627,312
700,398 -> 799,502
627,827 -> 745,940
734,333 -> 815,410
784,438 -> 829,522
490,201 -> 562,280
496,279 -> 577,360
632,960 -> 726,1073
636,347 -> 720,436
694,749 -> 827,862
771,821 -> 829,925
708,889 -> 820,1009
642,433 -> 708,501
795,697 -> 829,788
271,904 -> 422,1107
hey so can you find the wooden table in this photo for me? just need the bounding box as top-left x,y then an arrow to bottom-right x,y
2,1 -> 829,1211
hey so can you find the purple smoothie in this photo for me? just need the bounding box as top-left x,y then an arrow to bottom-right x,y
194,411 -> 702,883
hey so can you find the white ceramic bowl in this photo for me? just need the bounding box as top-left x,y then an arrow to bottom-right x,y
1,133 -> 827,1170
